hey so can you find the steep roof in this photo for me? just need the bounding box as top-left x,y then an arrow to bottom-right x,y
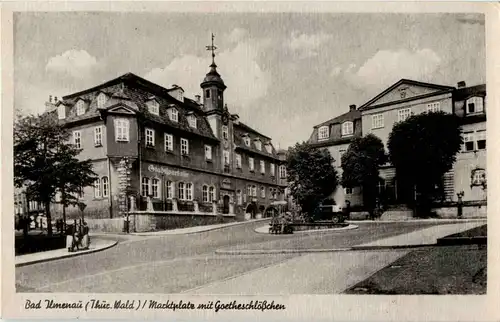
314,109 -> 361,128
453,84 -> 486,101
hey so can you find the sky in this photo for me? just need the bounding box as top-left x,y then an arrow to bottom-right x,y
14,12 -> 485,149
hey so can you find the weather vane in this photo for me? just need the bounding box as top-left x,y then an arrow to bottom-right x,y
206,33 -> 217,65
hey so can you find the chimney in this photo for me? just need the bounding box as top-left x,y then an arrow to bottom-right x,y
54,96 -> 58,102
195,95 -> 201,104
457,81 -> 466,88
349,104 -> 357,111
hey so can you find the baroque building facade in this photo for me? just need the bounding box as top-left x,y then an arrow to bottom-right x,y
43,57 -> 286,220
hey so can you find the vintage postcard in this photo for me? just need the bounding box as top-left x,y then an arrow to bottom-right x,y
2,1 -> 500,321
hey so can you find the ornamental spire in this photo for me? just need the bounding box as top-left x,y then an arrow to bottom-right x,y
205,33 -> 217,67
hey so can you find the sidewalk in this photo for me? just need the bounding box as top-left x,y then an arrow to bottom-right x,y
347,218 -> 486,224
15,238 -> 117,267
130,218 -> 269,236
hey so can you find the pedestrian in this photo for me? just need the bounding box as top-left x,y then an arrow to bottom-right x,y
343,200 -> 351,221
66,224 -> 75,252
73,220 -> 81,251
81,221 -> 90,250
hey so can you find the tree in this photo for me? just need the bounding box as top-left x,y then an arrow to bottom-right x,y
14,113 -> 96,235
387,111 -> 462,216
286,142 -> 338,221
341,134 -> 386,217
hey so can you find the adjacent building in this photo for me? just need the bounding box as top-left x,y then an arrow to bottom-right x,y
43,57 -> 286,220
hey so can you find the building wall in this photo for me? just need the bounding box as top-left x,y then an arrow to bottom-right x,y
69,120 -> 107,161
106,114 -> 139,157
361,93 -> 453,149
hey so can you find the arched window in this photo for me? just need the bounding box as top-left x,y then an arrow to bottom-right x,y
94,178 -> 101,198
141,177 -> 150,197
178,182 -> 185,200
318,126 -> 329,140
151,178 -> 160,198
186,183 -> 193,200
247,185 -> 252,196
97,93 -> 107,109
341,121 -> 354,136
236,190 -> 242,205
76,100 -> 85,116
202,185 -> 209,202
102,177 -> 109,198
252,185 -> 257,197
260,186 -> 265,198
209,186 -> 215,202
165,181 -> 173,199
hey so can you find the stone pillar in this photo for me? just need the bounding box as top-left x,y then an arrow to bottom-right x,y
146,196 -> 154,212
193,200 -> 199,213
212,201 -> 217,215
172,198 -> 178,212
129,196 -> 136,212
229,201 -> 235,215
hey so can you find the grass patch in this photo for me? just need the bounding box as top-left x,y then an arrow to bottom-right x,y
345,245 -> 486,295
445,225 -> 487,238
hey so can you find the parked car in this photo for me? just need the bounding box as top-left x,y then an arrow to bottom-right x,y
314,204 -> 345,223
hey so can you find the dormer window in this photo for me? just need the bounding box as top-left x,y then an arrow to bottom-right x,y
170,85 -> 184,102
147,99 -> 160,115
168,106 -> 178,122
188,114 -> 197,128
318,126 -> 329,140
243,135 -> 251,147
57,105 -> 66,119
265,143 -> 272,154
76,100 -> 85,116
341,121 -> 354,136
97,92 -> 107,109
466,97 -> 484,114
255,140 -> 262,151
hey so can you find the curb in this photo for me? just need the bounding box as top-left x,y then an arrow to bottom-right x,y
347,218 -> 487,224
254,224 -> 359,234
15,240 -> 118,267
131,218 -> 270,236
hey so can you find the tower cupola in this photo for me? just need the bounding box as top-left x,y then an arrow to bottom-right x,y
201,33 -> 226,113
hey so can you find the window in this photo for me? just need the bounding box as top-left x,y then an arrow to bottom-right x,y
235,154 -> 242,168
249,157 -> 254,171
222,125 -> 228,140
236,190 -> 242,205
398,108 -> 412,122
97,93 -> 107,109
169,108 -> 178,122
188,115 -> 197,128
73,131 -> 82,149
244,136 -> 250,146
208,186 -> 215,202
252,185 -> 257,197
145,128 -> 155,147
342,121 -> 354,136
76,100 -> 85,116
102,177 -> 109,197
223,150 -> 230,165
181,138 -> 189,155
115,118 -> 130,142
261,186 -> 265,198
178,182 -> 185,200
463,132 -> 475,151
202,185 -> 209,202
318,126 -> 329,140
260,160 -> 265,174
94,126 -> 103,146
141,177 -> 150,197
247,186 -> 252,197
427,102 -> 441,113
265,144 -> 272,153
186,183 -> 193,200
279,165 -> 287,178
467,97 -> 484,114
152,178 -> 160,198
477,130 -> 486,150
57,105 -> 66,119
205,145 -> 212,160
270,164 -> 275,177
148,100 -> 159,115
165,134 -> 173,151
344,187 -> 353,195
255,140 -> 262,151
94,178 -> 101,198
165,181 -> 173,199
372,114 -> 384,129
205,89 -> 211,99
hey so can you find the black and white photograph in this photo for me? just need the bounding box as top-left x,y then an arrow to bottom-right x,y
2,2 -> 499,321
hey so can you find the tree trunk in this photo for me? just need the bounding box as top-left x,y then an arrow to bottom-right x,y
62,190 -> 67,232
45,201 -> 53,236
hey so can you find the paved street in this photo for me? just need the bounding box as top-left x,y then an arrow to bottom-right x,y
16,220 -> 458,293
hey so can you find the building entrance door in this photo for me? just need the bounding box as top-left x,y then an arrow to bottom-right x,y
222,195 -> 230,214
